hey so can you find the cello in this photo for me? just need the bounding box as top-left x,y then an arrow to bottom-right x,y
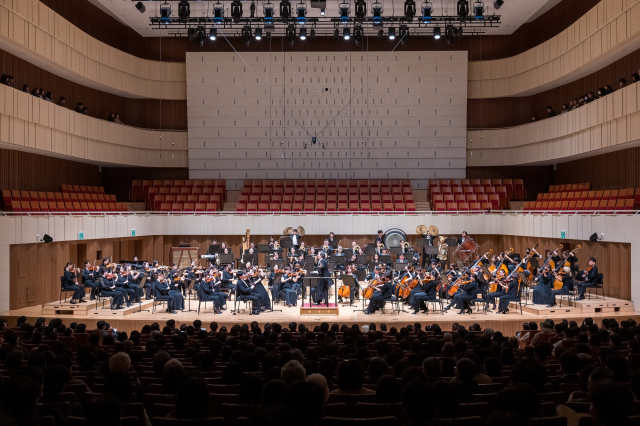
363,276 -> 386,299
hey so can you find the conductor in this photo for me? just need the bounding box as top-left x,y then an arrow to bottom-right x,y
314,251 -> 331,306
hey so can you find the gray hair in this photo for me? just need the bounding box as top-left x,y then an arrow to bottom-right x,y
108,352 -> 131,374
484,328 -> 495,338
281,360 -> 306,385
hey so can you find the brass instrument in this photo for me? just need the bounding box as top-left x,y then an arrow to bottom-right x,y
242,229 -> 251,252
437,236 -> 449,261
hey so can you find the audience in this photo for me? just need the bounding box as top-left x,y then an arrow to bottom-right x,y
0,316 -> 637,426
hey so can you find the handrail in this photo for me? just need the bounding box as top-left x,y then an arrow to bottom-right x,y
1,210 -> 638,217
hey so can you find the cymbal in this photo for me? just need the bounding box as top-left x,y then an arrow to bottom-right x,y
428,225 -> 439,236
283,227 -> 293,235
416,225 -> 428,235
297,226 -> 306,237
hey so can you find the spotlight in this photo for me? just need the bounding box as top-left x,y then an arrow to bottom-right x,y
473,1 -> 484,19
242,25 -> 252,46
372,2 -> 383,26
280,0 -> 291,22
213,3 -> 224,23
297,2 -> 307,24
135,1 -> 146,13
354,24 -> 363,45
339,1 -> 350,22
286,24 -> 296,45
231,0 -> 243,23
343,27 -> 350,40
255,28 -> 263,40
159,2 -> 171,21
457,0 -> 469,18
388,27 -> 396,39
377,29 -> 383,39
355,0 -> 367,20
196,27 -> 206,46
188,27 -> 196,42
209,27 -> 217,40
421,1 -> 432,22
300,28 -> 307,40
310,28 -> 316,40
250,1 -> 256,17
264,2 -> 275,22
493,0 -> 503,9
404,0 -> 416,20
178,0 -> 190,21
334,28 -> 340,40
320,7 -> 326,15
433,26 -> 441,39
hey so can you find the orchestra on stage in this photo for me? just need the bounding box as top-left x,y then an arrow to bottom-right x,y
60,225 -> 602,316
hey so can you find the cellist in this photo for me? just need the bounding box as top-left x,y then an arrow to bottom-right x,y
486,269 -> 507,311
338,264 -> 359,304
364,267 -> 393,315
411,269 -> 439,314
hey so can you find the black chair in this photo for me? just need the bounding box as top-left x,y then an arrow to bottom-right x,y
233,296 -> 254,315
60,276 -> 75,303
95,278 -> 113,309
426,298 -> 443,314
586,273 -> 604,300
558,286 -> 578,307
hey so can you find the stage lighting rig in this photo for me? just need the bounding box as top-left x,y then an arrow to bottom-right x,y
263,2 -> 275,22
209,28 -> 217,40
404,0 -> 416,21
255,28 -> 263,39
343,27 -> 350,40
433,26 -> 441,39
493,0 -> 503,9
213,2 -> 224,23
371,2 -> 383,26
421,1 -> 432,23
242,25 -> 252,46
377,29 -> 384,39
231,0 -> 243,23
297,2 -> 307,25
457,0 -> 469,19
339,1 -> 350,23
333,28 -> 340,40
473,1 -> 484,19
310,28 -> 316,40
300,28 -> 307,40
159,2 -> 171,22
354,24 -> 363,45
286,24 -> 296,45
178,0 -> 190,21
280,0 -> 292,23
388,27 -> 396,39
250,1 -> 256,17
399,24 -> 408,45
355,0 -> 367,20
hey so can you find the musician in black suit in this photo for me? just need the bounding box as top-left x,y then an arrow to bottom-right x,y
167,275 -> 185,310
575,258 -> 599,300
365,276 -> 393,314
81,261 -> 99,300
221,264 -> 236,293
197,276 -> 223,314
291,228 -> 301,250
126,264 -> 144,302
236,273 -> 261,314
375,230 -> 385,245
63,263 -> 86,304
151,274 -> 178,314
411,270 -> 439,314
421,231 -> 436,267
451,274 -> 479,314
328,232 -> 337,248
456,231 -> 469,246
320,240 -> 334,256
314,252 -> 331,306
115,267 -> 135,307
269,265 -> 282,304
497,276 -> 520,314
486,272 -> 507,311
99,274 -> 125,310
96,257 -> 111,279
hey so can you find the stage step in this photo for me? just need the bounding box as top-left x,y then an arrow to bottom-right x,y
42,299 -> 155,317
515,302 -> 582,315
565,297 -> 634,313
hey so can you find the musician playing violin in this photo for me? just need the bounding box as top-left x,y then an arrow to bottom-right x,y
576,258 -> 598,300
197,269 -> 224,314
497,274 -> 519,314
443,270 -> 471,312
486,270 -> 507,311
451,273 -> 479,314
411,269 -> 439,314
63,262 -> 86,304
81,260 -> 99,301
279,266 -> 298,307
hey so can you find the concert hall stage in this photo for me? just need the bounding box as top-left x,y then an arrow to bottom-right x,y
3,295 -> 639,337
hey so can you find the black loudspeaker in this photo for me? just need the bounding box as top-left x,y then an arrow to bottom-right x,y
589,233 -> 598,242
135,2 -> 146,13
43,234 -> 53,243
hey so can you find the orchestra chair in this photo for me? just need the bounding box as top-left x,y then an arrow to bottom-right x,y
380,295 -> 403,314
59,276 -> 76,303
527,417 -> 568,426
232,296 -> 254,315
95,278 -> 116,310
425,297 -> 444,314
557,285 -> 578,308
586,273 -> 605,300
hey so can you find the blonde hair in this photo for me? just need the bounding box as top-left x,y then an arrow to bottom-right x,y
563,266 -> 571,274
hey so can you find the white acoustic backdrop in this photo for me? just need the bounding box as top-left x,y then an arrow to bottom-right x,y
186,50 -> 467,187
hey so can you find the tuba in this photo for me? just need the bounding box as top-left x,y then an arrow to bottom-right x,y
437,236 -> 449,261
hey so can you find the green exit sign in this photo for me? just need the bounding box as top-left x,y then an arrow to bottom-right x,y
560,231 -> 566,239
78,232 -> 84,240
131,229 -> 136,237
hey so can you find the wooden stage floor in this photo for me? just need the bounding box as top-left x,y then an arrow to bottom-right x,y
3,294 -> 639,337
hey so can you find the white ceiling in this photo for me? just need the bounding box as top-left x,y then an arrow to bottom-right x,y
89,0 -> 560,37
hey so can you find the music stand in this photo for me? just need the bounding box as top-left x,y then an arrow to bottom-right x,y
356,255 -> 366,265
301,275 -> 336,308
258,244 -> 271,253
379,255 -> 391,264
364,247 -> 376,256
329,240 -> 338,249
339,274 -> 358,307
425,247 -> 439,255
218,254 -> 234,266
390,247 -> 403,255
445,238 -> 458,247
333,256 -> 345,268
280,237 -> 292,249
295,249 -> 306,256
269,259 -> 285,270
394,262 -> 409,272
417,239 -> 430,248
242,254 -> 258,266
305,255 -> 316,266
208,244 -> 221,255
343,249 -> 353,258
368,262 -> 380,272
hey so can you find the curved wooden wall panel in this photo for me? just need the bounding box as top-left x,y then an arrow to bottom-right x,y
0,84 -> 187,167
468,0 -> 640,99
467,83 -> 640,166
0,0 -> 186,100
